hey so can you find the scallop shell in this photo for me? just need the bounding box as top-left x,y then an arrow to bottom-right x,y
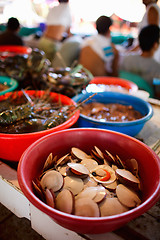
63,176 -> 84,195
91,165 -> 116,185
83,176 -> 98,188
56,153 -> 70,167
80,158 -> 98,171
116,184 -> 141,208
67,162 -> 90,175
40,170 -> 63,192
99,197 -> 128,216
71,147 -> 90,160
56,189 -> 74,214
74,197 -> 100,217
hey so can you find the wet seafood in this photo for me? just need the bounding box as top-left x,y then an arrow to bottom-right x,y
0,102 -> 34,125
32,146 -> 142,218
0,91 -> 96,133
74,197 -> 100,217
116,184 -> 141,208
80,102 -> 144,122
0,49 -> 92,97
56,189 -> 74,214
99,197 -> 129,217
47,64 -> 93,98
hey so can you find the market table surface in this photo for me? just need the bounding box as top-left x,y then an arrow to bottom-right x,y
0,98 -> 160,240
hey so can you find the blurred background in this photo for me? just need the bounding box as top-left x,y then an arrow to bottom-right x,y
0,0 -> 160,37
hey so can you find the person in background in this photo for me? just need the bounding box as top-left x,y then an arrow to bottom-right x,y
120,25 -> 160,87
79,15 -> 119,77
0,17 -> 23,46
130,0 -> 160,62
52,35 -> 83,67
139,0 -> 160,30
38,0 -> 72,61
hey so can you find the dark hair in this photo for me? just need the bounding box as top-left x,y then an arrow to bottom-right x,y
7,17 -> 20,31
138,25 -> 160,51
96,15 -> 112,35
58,0 -> 69,2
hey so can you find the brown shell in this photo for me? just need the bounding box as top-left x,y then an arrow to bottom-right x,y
56,189 -> 74,214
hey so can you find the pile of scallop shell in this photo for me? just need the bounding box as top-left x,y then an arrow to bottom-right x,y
32,146 -> 142,218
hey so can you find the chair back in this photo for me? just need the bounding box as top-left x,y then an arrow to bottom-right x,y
119,70 -> 154,97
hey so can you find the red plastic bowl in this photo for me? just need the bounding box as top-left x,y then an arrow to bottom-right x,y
17,128 -> 160,234
88,76 -> 138,92
0,45 -> 32,58
0,91 -> 79,162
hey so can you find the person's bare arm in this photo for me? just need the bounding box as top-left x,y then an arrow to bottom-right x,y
111,44 -> 119,77
148,6 -> 159,25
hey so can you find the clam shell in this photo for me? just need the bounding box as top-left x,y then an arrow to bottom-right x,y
56,153 -> 70,167
76,186 -> 107,204
32,179 -> 45,201
91,149 -> 104,164
76,187 -> 97,200
125,158 -> 139,177
45,188 -> 55,208
67,162 -> 90,175
92,186 -> 107,203
57,165 -> 68,176
40,170 -> 63,192
56,189 -> 74,214
115,155 -> 125,168
74,197 -> 100,217
63,176 -> 84,195
83,176 -> 98,188
91,165 -> 116,185
71,147 -> 90,160
94,146 -> 104,159
116,168 -> 140,190
43,153 -> 57,172
116,184 -> 141,208
102,180 -> 118,191
104,150 -> 116,164
99,197 -> 128,216
81,158 -> 98,171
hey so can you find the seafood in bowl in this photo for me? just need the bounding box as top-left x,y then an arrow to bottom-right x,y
17,128 -> 160,234
0,90 -> 80,161
72,92 -> 153,136
86,76 -> 138,94
32,146 -> 142,218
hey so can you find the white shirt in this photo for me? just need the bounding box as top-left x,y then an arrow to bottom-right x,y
46,3 -> 72,28
138,3 -> 160,63
139,3 -> 160,31
81,34 -> 114,73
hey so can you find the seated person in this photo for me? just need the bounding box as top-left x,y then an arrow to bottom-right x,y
120,25 -> 160,87
38,0 -> 72,61
79,15 -> 119,77
0,17 -> 24,46
52,35 -> 83,67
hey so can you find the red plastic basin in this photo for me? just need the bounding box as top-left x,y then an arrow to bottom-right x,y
0,91 -> 79,161
0,45 -> 32,58
89,76 -> 138,92
18,128 -> 160,234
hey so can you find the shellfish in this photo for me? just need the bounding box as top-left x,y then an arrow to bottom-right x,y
32,146 -> 142,218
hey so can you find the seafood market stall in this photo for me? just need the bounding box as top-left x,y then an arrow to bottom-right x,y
0,98 -> 160,240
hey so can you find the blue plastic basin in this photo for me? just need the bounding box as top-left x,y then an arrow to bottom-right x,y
72,92 -> 153,136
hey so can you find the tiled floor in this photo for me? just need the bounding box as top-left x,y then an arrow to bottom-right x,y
0,203 -> 45,240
